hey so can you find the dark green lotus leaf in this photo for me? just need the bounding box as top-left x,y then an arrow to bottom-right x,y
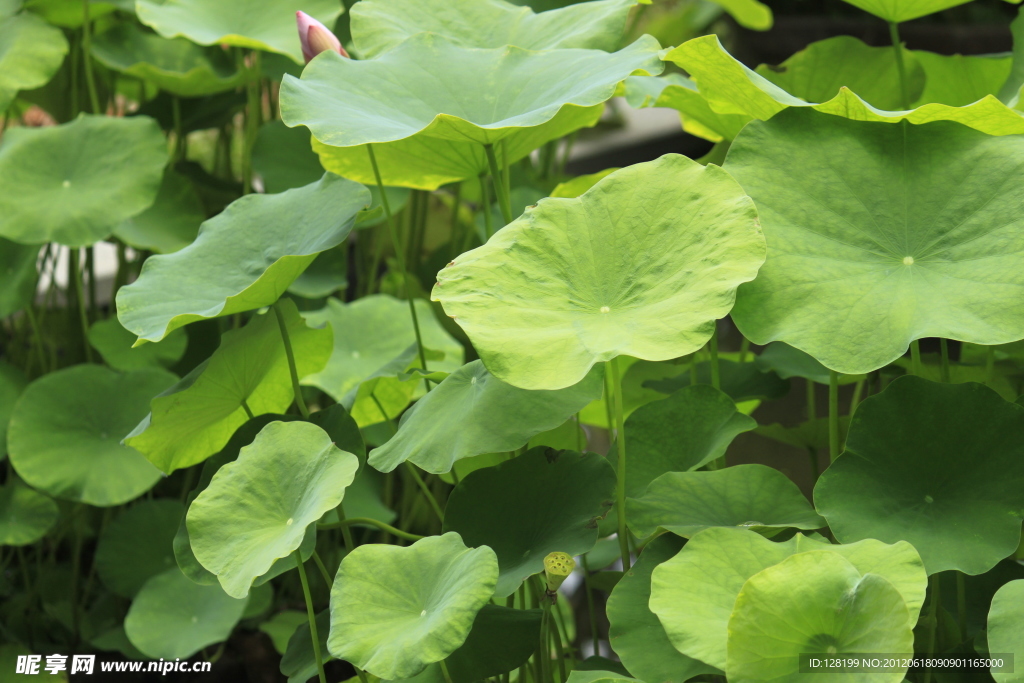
938,559 -> 1024,641
727,109 -> 1024,375
136,0 -> 342,63
117,173 -> 370,343
628,464 -> 825,538
988,579 -> 1024,683
368,360 -> 603,474
755,416 -> 850,453
187,420 -> 359,598
124,299 -> 332,474
619,385 -> 756,498
0,115 -> 167,247
814,376 -> 1024,575
112,170 -> 204,254
281,609 -> 332,683
434,155 -> 764,390
444,447 -> 616,596
665,36 -> 1024,137
0,239 -> 38,318
90,23 -> 242,97
88,318 -> 187,373
649,527 -> 927,670
251,119 -> 324,193
327,532 -> 498,679
840,0 -> 971,22
0,360 -> 27,457
93,499 -> 181,599
287,247 -> 347,299
259,610 -> 306,655
579,357 -> 692,428
124,567 -> 248,659
914,51 -> 1011,108
24,0 -> 116,27
351,0 -> 638,58
1000,9 -> 1024,106
0,10 -> 68,111
0,477 -> 57,546
623,73 -> 750,143
8,365 -> 176,506
566,672 -> 640,683
607,534 -> 719,682
727,551 -> 914,683
281,33 -> 662,148
644,359 -> 789,402
754,342 -> 864,385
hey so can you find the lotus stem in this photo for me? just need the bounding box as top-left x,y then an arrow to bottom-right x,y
69,249 -> 93,363
581,555 -> 600,656
334,501 -> 357,551
806,378 -> 816,422
738,336 -> 751,363
80,0 -> 101,114
272,301 -> 310,419
956,572 -> 967,641
910,339 -> 922,376
240,399 -> 255,420
923,574 -> 941,683
318,516 -> 425,542
849,378 -> 865,420
939,339 -> 951,382
404,462 -> 444,522
828,370 -> 840,463
294,550 -> 327,683
709,324 -> 721,391
608,356 -> 631,570
888,22 -> 911,110
484,143 -> 513,225
986,346 -> 995,383
311,551 -> 333,590
439,660 -> 455,683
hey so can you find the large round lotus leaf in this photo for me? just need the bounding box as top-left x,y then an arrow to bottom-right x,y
0,11 -> 68,111
727,551 -> 913,683
726,109 -> 1024,375
136,0 -> 342,64
0,477 -> 57,546
627,464 -> 825,538
607,534 -> 719,682
914,51 -> 1011,108
8,365 -> 175,506
443,447 -> 616,597
112,170 -> 204,255
0,115 -> 167,247
988,580 -> 1024,683
117,173 -> 370,343
94,499 -> 183,598
327,532 -> 498,679
814,376 -> 1024,575
281,34 -> 662,149
620,384 -> 756,498
88,318 -> 187,373
665,36 -> 1024,137
351,0 -> 638,57
434,155 -> 764,390
90,23 -> 241,97
649,527 -> 927,670
0,238 -> 38,319
0,360 -> 28,457
187,420 -> 359,598
840,0 -> 970,22
301,295 -> 463,403
623,73 -> 750,143
368,360 -> 603,474
124,299 -> 333,474
124,567 -> 248,660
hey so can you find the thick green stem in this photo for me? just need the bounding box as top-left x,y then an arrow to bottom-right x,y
910,339 -> 922,376
272,301 -> 310,419
806,378 -> 817,422
240,399 -> 255,420
608,356 -> 631,570
581,555 -> 600,657
439,660 -> 455,683
923,574 -> 941,683
708,325 -> 721,391
738,337 -> 751,363
241,52 -> 261,195
849,378 -> 865,420
318,516 -> 425,542
334,501 -> 357,551
888,22 -> 911,110
449,182 -> 462,260
479,174 -> 494,239
828,370 -> 840,463
311,551 -> 333,590
81,0 -> 101,114
939,339 -> 951,383
69,249 -> 94,363
404,462 -> 444,522
295,551 -> 327,683
985,346 -> 995,384
484,143 -> 513,226
956,572 -> 967,642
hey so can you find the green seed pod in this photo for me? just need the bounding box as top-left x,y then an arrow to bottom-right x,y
543,551 -> 575,594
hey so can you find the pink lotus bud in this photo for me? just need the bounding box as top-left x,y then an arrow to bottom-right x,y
296,11 -> 348,63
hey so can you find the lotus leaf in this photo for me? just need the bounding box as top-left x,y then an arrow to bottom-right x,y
727,551 -> 913,683
814,376 -> 1024,575
0,115 -> 167,247
8,365 -> 175,506
566,673 -> 639,683
0,10 -> 68,111
187,420 -> 359,598
124,300 -> 333,473
709,0 -> 773,29
623,73 -> 750,143
643,359 -> 789,403
88,318 -> 187,373
260,611 -> 306,655
434,155 -> 764,390
627,464 -> 825,537
368,361 -> 603,474
136,0 -> 342,63
649,527 -> 927,670
94,499 -> 182,598
839,0 -> 972,22
0,239 -> 38,319
0,360 -> 27,457
111,170 -> 204,255
1000,9 -> 1024,105
327,532 -> 498,679
0,477 -> 57,546
726,109 -> 1024,374
578,357 -> 691,428
914,51 -> 1011,108
117,173 -> 370,343
754,342 -> 864,385
987,580 -> 1024,682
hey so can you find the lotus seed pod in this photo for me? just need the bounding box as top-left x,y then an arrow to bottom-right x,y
544,552 -> 575,593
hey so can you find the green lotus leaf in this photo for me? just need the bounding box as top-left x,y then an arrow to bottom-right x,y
914,51 -> 1011,108
814,376 -> 1024,575
1000,9 -> 1024,105
8,365 -> 175,506
0,114 -> 167,247
566,673 -> 640,683
627,464 -> 825,537
327,532 -> 499,679
727,551 -> 913,683
90,23 -> 242,97
88,318 -> 187,373
187,420 -> 359,598
301,295 -> 463,403
260,610 -> 306,655
251,119 -> 325,194
94,499 -> 183,598
286,247 -> 347,299
623,73 -> 750,143
755,416 -> 850,453
24,0 -> 116,26
642,359 -> 788,404
937,559 -> 1024,642
136,0 -> 343,63
708,0 -> 773,29
839,0 -> 972,22
443,447 -> 615,597
578,357 -> 692,428
0,10 -> 68,111
280,33 -> 662,148
619,385 -> 756,498
988,579 -> 1024,683
665,36 -> 1024,137
754,342 -> 864,385
124,300 -> 333,474
117,173 -> 370,343
0,238 -> 38,319
281,609 -> 333,683
434,155 -> 764,390
551,167 -> 619,198
649,527 -> 927,670
351,0 -> 639,58
124,567 -> 248,659
606,534 -> 719,682
0,477 -> 58,546
726,109 -> 1024,375
112,170 -> 204,255
0,360 -> 27,458
368,360 -> 603,474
